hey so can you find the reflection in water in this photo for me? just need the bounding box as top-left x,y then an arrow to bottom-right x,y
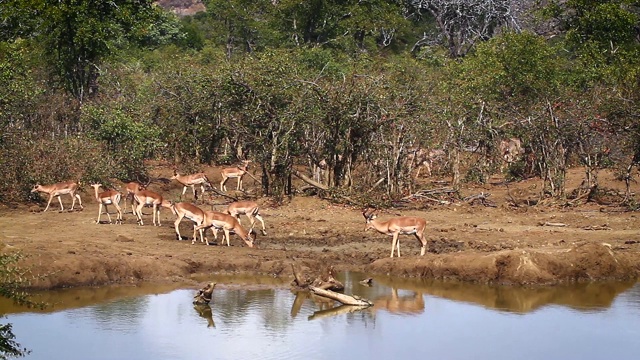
372,288 -> 425,315
193,304 -> 215,328
358,274 -> 637,313
1,275 -> 639,360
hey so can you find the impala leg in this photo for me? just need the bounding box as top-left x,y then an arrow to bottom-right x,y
181,186 -> 188,199
220,178 -> 227,192
417,233 -> 427,256
104,205 -> 112,224
175,215 -> 184,241
113,201 -> 122,224
96,204 -> 102,224
128,194 -> 135,214
192,223 -> 199,244
397,237 -> 401,257
391,233 -> 399,258
205,226 -> 218,246
254,214 -> 267,235
135,203 -> 144,225
224,229 -> 231,246
194,224 -> 204,244
57,196 -> 65,211
42,194 -> 53,212
70,193 -> 76,210
191,223 -> 204,245
153,205 -> 160,226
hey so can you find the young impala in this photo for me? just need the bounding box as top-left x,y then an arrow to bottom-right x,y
220,160 -> 251,192
226,200 -> 267,236
363,208 -> 428,258
169,202 -> 206,244
31,181 -> 83,212
90,184 -> 123,224
193,210 -> 255,248
123,181 -> 145,214
133,187 -> 165,226
170,170 -> 212,202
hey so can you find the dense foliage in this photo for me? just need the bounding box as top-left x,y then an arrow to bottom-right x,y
0,252 -> 37,359
0,0 -> 639,202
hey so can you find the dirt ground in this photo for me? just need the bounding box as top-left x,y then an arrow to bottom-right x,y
1,164 -> 639,290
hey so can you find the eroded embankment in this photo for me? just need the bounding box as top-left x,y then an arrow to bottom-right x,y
19,242 -> 638,289
365,243 -> 639,285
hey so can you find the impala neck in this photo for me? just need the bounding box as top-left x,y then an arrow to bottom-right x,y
233,224 -> 253,246
92,187 -> 101,201
368,218 -> 388,233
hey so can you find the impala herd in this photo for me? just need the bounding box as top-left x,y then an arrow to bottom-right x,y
30,161 -> 430,258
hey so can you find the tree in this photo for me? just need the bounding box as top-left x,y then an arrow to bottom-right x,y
543,0 -> 640,85
407,0 -> 517,57
2,0 -> 182,101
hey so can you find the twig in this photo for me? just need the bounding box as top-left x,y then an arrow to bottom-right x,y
538,222 -> 568,227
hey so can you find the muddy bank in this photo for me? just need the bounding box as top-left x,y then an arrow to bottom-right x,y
2,168 -> 640,289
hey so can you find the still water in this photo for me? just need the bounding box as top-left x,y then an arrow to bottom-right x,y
1,274 -> 639,360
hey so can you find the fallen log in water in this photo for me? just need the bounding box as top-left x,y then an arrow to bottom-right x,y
309,286 -> 373,307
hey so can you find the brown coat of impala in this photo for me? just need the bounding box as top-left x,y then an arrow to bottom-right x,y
363,209 -> 427,258
31,181 -> 83,212
169,202 -> 207,244
193,210 -> 255,248
226,200 -> 267,236
219,160 -> 251,192
170,171 -> 212,202
133,188 -> 164,226
123,182 -> 145,214
90,184 -> 123,224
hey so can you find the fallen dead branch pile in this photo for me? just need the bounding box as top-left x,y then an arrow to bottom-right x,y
402,187 -> 458,205
290,263 -> 372,308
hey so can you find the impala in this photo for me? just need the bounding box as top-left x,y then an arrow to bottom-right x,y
170,170 -> 212,202
226,200 -> 267,236
363,208 -> 428,258
220,160 -> 251,192
193,210 -> 255,248
498,138 -> 523,172
90,184 -> 123,224
123,181 -> 145,214
169,202 -> 207,244
31,181 -> 83,212
133,187 -> 164,226
408,148 -> 445,178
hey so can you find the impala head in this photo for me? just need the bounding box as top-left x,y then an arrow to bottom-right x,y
362,208 -> 378,231
90,183 -> 102,189
244,229 -> 257,248
31,184 -> 42,193
170,170 -> 179,180
165,200 -> 178,215
161,199 -> 174,210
